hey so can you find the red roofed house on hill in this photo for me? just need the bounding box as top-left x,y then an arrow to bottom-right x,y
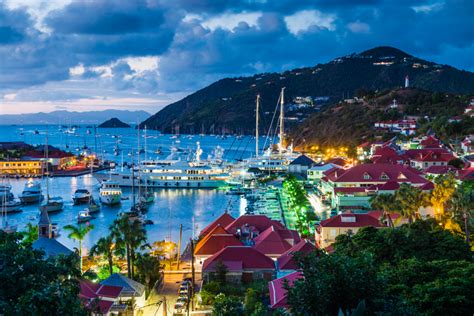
316,211 -> 388,248
407,149 -> 455,170
79,280 -> 126,315
202,246 -> 276,284
194,225 -> 243,263
319,163 -> 432,211
420,135 -> 442,148
252,225 -> 301,259
268,272 -> 302,310
277,240 -> 316,275
225,214 -> 285,238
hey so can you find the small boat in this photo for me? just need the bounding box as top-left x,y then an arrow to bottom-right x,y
34,129 -> 40,135
19,181 -> 44,204
39,196 -> 64,213
77,209 -> 95,223
72,189 -> 92,204
87,197 -> 100,214
139,189 -> 155,204
99,181 -> 122,205
2,200 -> 22,213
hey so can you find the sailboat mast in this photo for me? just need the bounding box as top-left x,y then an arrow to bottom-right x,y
45,131 -> 49,201
279,87 -> 285,155
256,94 -> 260,158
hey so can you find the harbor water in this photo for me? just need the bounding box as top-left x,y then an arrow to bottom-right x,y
0,125 -> 264,250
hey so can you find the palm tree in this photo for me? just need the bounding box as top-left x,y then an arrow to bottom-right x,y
395,183 -> 431,224
110,217 -> 148,279
430,174 -> 456,220
64,223 -> 94,272
22,222 -> 38,244
370,193 -> 396,227
134,253 -> 162,296
90,235 -> 115,276
448,187 -> 474,244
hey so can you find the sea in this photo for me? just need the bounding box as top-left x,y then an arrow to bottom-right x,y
0,125 -> 268,250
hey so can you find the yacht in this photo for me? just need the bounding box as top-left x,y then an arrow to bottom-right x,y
19,181 -> 44,204
99,181 -> 122,205
2,200 -> 22,213
94,143 -> 230,188
39,196 -> 64,213
77,209 -> 95,223
73,189 -> 92,204
0,184 -> 14,201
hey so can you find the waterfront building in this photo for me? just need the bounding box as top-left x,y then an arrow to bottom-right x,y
0,159 -> 45,176
195,225 -> 242,263
307,163 -> 339,184
288,154 -> 316,178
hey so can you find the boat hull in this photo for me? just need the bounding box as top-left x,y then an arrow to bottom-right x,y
73,196 -> 91,204
100,194 -> 121,205
39,202 -> 64,213
19,194 -> 44,204
94,173 -> 226,188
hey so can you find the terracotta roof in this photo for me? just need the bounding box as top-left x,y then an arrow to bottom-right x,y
420,182 -> 435,190
277,240 -> 316,271
268,272 -> 302,309
457,168 -> 474,181
79,280 -> 122,315
253,226 -> 293,256
318,212 -> 386,228
420,136 -> 441,148
425,165 -> 457,174
225,214 -> 285,235
195,233 -> 243,256
325,163 -> 429,185
325,157 -> 346,167
202,246 -> 275,272
410,151 -> 455,163
199,212 -> 235,237
97,284 -> 123,298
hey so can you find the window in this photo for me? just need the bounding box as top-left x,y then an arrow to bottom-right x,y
380,172 -> 389,180
330,229 -> 337,237
363,172 -> 372,180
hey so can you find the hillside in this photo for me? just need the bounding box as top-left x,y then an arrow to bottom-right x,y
289,88 -> 473,150
0,110 -> 150,125
98,117 -> 130,128
140,46 -> 474,134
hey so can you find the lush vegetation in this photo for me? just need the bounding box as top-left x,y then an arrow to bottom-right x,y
286,219 -> 474,315
0,232 -> 86,315
141,46 -> 474,134
283,174 -> 316,236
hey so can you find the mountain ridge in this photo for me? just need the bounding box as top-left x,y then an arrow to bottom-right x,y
140,46 -> 474,134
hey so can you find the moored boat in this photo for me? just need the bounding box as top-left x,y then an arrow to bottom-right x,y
77,209 -> 95,223
19,181 -> 44,204
73,189 -> 92,204
99,181 -> 122,205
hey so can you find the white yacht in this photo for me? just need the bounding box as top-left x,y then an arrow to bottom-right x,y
19,181 -> 44,204
73,189 -> 92,204
99,181 -> 122,205
0,184 -> 14,201
94,143 -> 230,188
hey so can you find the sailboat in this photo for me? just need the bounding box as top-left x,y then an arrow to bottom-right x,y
139,126 -> 154,204
39,133 -> 64,214
1,182 -> 17,233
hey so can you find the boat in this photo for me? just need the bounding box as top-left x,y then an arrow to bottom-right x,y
38,134 -> 64,214
19,181 -> 44,204
87,197 -> 100,213
94,143 -> 230,188
139,188 -> 154,204
77,209 -> 95,223
99,181 -> 122,205
1,190 -> 17,233
0,184 -> 14,201
73,189 -> 92,204
2,200 -> 22,213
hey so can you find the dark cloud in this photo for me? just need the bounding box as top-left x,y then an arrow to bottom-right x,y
0,0 -> 472,97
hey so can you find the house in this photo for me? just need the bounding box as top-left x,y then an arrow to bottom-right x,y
307,163 -> 339,184
374,119 -> 417,135
202,246 -> 276,284
288,155 -> 316,177
32,208 -> 73,258
277,240 -> 316,276
252,225 -> 301,259
268,272 -> 302,310
370,146 -> 407,165
407,149 -> 455,170
320,164 -> 431,210
420,135 -> 442,149
100,273 -> 146,315
315,211 -> 387,248
79,280 -> 127,315
225,214 -> 286,237
194,225 -> 243,263
461,135 -> 474,154
425,165 -> 457,177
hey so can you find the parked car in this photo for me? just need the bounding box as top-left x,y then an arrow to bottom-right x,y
174,302 -> 185,311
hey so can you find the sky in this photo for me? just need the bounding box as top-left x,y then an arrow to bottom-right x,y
0,0 -> 473,115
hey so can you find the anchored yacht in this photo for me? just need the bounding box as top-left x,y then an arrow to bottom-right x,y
99,181 -> 122,205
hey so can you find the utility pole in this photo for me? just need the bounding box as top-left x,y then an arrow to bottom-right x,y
190,238 -> 195,311
256,94 -> 260,157
176,224 -> 182,269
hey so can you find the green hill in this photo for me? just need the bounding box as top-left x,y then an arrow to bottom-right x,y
140,46 -> 474,134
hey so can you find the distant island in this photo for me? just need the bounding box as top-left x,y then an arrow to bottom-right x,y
98,118 -> 131,128
0,109 -> 150,125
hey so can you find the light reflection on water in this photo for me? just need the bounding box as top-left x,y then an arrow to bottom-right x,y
7,175 -> 242,251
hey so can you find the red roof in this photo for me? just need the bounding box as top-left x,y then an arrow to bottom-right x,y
277,240 -> 316,271
318,212 -> 386,228
79,280 -> 122,314
420,136 -> 441,148
253,226 -> 293,256
367,210 -> 401,221
268,272 -> 302,309
325,157 -> 346,167
225,214 -> 285,235
96,284 -> 123,298
410,150 -> 455,163
195,233 -> 243,256
457,168 -> 474,181
325,164 -> 429,185
425,165 -> 457,174
202,246 -> 275,272
200,212 -> 235,237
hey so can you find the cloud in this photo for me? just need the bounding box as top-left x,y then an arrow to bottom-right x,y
0,0 -> 473,114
